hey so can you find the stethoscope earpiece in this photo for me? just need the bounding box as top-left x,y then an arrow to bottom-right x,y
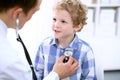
16,19 -> 19,39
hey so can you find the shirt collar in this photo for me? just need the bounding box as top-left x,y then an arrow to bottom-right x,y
0,19 -> 8,37
51,37 -> 59,48
51,34 -> 81,50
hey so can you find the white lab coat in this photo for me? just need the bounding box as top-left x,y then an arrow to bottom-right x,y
0,19 -> 59,80
0,19 -> 32,80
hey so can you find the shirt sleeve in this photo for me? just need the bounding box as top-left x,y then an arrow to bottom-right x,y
81,49 -> 97,80
43,71 -> 59,80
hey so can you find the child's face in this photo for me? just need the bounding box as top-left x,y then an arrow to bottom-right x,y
52,9 -> 77,40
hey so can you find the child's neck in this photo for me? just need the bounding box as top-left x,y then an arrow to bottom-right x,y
58,35 -> 75,48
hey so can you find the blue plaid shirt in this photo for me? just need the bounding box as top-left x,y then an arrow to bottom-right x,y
35,35 -> 97,80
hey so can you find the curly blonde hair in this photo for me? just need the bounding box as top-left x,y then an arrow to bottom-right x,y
53,0 -> 88,28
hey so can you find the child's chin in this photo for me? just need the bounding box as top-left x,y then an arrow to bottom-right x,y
54,36 -> 59,39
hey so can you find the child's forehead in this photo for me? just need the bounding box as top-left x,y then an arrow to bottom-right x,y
53,9 -> 70,16
53,7 -> 71,16
53,9 -> 72,20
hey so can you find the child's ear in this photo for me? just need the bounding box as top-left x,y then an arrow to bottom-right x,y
74,23 -> 83,32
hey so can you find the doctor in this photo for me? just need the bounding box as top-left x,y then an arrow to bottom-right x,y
0,0 -> 78,80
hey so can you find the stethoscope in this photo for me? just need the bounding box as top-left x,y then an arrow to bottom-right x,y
63,47 -> 73,63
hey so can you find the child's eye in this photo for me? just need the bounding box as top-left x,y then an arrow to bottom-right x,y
61,20 -> 66,23
53,18 -> 56,22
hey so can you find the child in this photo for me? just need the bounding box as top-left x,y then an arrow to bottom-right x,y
35,0 -> 97,80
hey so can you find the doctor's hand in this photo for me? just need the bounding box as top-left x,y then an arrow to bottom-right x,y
52,55 -> 79,79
